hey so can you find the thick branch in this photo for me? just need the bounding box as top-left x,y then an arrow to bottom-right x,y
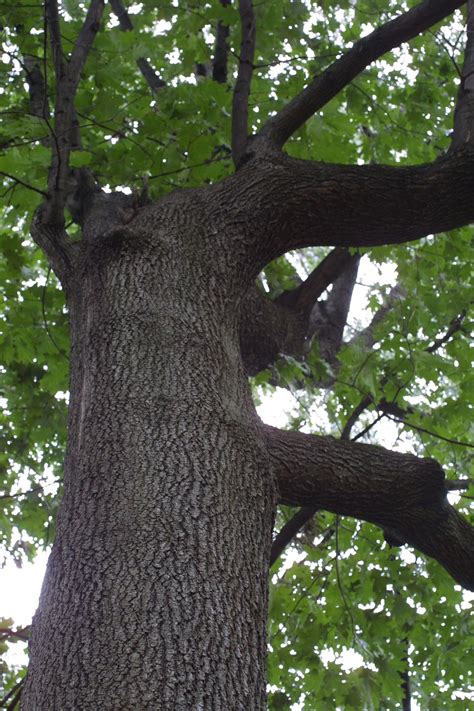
258,0 -> 465,148
266,425 -> 474,590
232,0 -> 256,165
217,149 -> 474,266
109,0 -> 166,91
269,302 -> 471,565
239,287 -> 307,375
451,0 -> 474,149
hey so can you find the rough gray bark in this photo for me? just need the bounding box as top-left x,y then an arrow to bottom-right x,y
23,189 -> 277,709
23,162 -> 474,709
17,0 -> 474,707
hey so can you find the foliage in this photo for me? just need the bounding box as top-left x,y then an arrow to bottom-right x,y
0,0 -> 472,708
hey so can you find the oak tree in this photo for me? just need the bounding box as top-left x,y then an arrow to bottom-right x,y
0,0 -> 473,708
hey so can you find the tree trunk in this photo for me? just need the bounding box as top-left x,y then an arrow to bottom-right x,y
22,195 -> 276,709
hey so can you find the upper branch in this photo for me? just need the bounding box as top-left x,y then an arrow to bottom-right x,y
217,148 -> 474,268
45,0 -> 66,81
451,0 -> 474,149
68,0 -> 105,93
109,0 -> 166,91
232,0 -> 256,165
213,0 -> 231,83
44,0 -> 105,225
258,0 -> 465,148
265,425 -> 474,590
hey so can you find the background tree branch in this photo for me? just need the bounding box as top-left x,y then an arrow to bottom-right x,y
213,0 -> 231,83
451,0 -> 474,149
109,0 -> 166,91
239,249 -> 358,375
23,55 -> 51,126
348,284 -> 406,351
309,255 -> 360,364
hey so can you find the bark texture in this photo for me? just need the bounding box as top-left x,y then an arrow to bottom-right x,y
17,0 -> 474,706
23,190 -> 277,709
23,155 -> 474,708
266,426 -> 474,590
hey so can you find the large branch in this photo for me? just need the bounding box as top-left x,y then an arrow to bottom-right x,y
239,287 -> 307,375
268,303 -> 469,566
232,0 -> 256,165
218,148 -> 474,267
265,425 -> 474,590
451,0 -> 474,149
258,0 -> 466,148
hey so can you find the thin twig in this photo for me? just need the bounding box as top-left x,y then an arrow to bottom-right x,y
385,414 -> 474,448
334,515 -> 357,644
0,679 -> 25,710
0,171 -> 47,196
